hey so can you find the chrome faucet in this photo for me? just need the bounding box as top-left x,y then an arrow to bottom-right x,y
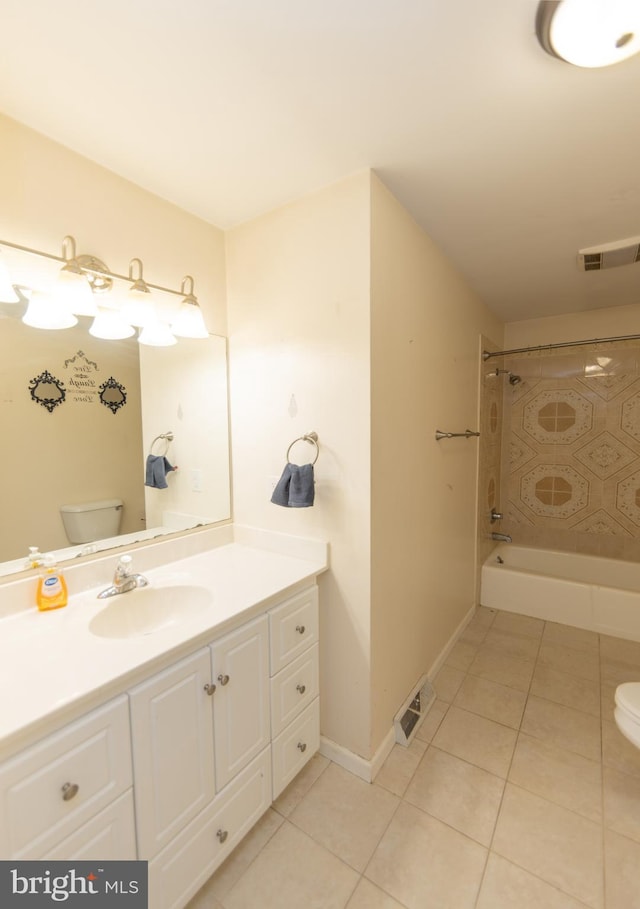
97,555 -> 149,599
491,532 -> 512,543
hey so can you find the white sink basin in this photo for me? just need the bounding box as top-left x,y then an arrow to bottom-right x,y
89,585 -> 213,639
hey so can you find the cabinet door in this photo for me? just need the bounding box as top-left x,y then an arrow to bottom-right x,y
129,648 -> 215,859
211,615 -> 270,790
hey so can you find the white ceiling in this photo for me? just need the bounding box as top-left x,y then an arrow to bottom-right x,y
1,0 -> 639,323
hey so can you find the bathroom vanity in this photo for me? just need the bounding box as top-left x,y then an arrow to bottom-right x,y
0,525 -> 327,908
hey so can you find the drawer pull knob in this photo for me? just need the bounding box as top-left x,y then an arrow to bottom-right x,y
217,673 -> 230,686
216,828 -> 228,844
204,683 -> 217,696
296,684 -> 306,695
61,782 -> 79,801
295,625 -> 306,635
297,741 -> 307,753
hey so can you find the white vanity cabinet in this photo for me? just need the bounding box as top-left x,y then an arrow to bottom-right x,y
0,696 -> 135,860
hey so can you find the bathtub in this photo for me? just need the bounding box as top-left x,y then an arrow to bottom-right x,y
480,544 -> 640,642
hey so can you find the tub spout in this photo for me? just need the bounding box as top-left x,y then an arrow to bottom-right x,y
491,532 -> 512,543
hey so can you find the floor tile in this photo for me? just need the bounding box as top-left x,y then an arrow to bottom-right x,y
432,705 -> 517,777
603,765 -> 640,843
374,738 -> 427,797
491,611 -> 544,639
602,719 -> 640,778
453,673 -> 527,729
345,878 -> 407,909
404,746 -> 504,846
476,853 -> 591,909
290,762 -> 399,872
537,641 -> 600,683
483,628 -> 541,661
604,829 -> 640,909
468,645 -> 535,692
509,733 -> 602,822
223,821 -> 359,909
365,802 -> 487,909
432,664 -> 465,702
273,752 -> 330,817
600,635 -> 640,669
530,664 -> 600,718
521,695 -> 601,762
459,622 -> 489,647
445,640 -> 477,672
492,784 -> 603,908
474,605 -> 497,627
542,621 -> 599,654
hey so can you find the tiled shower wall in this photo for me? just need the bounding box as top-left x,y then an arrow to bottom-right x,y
491,342 -> 640,562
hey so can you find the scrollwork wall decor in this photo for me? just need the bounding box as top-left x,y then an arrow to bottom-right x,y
28,370 -> 66,413
99,376 -> 127,414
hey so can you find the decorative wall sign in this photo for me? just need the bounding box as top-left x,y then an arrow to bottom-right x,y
99,376 -> 127,414
28,370 -> 66,413
63,349 -> 99,403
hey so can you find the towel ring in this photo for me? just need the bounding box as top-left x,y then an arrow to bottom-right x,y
287,432 -> 319,466
150,431 -> 174,456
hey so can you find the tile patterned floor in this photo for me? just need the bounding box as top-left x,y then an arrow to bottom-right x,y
188,607 -> 640,909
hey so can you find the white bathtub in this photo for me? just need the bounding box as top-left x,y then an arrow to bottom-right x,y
480,544 -> 640,642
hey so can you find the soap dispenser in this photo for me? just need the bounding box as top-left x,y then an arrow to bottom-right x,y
36,554 -> 68,611
24,546 -> 44,570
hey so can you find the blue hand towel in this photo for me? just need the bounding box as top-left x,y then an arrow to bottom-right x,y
271,463 -> 315,507
145,454 -> 176,489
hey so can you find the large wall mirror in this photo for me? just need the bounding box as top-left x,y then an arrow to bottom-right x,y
0,304 -> 230,577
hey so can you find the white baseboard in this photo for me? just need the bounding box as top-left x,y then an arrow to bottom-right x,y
319,602 -> 477,783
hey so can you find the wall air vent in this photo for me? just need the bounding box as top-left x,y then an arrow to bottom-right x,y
393,675 -> 435,746
578,236 -> 640,272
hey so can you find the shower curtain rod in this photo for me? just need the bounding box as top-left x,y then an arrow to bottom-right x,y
482,332 -> 640,361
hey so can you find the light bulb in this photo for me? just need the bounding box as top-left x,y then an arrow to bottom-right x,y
22,290 -> 78,330
89,308 -> 135,340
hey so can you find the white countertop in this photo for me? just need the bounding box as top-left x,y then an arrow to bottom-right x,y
0,526 -> 328,761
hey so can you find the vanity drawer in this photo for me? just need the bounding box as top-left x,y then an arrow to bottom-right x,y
272,698 -> 320,799
149,747 -> 272,909
270,644 -> 319,738
0,696 -> 132,859
44,790 -> 137,861
269,586 -> 318,674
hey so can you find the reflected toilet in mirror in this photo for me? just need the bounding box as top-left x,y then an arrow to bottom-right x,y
59,499 -> 123,545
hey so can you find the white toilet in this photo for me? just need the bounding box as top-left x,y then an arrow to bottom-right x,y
614,682 -> 640,749
59,499 -> 123,544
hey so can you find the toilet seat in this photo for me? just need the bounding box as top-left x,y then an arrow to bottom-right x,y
615,682 -> 640,722
614,682 -> 640,750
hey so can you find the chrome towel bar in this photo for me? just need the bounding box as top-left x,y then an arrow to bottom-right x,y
435,429 -> 480,441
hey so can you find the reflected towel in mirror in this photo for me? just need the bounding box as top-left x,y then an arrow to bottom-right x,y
271,463 -> 315,507
145,455 -> 177,489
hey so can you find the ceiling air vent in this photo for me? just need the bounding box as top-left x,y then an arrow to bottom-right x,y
578,236 -> 640,272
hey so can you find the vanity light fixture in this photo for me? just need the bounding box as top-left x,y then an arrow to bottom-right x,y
0,251 -> 19,303
53,236 -> 97,317
0,234 -> 209,344
536,0 -> 640,68
170,276 -> 209,339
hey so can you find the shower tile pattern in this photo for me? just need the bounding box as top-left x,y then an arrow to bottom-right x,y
495,344 -> 640,560
187,607 -> 640,909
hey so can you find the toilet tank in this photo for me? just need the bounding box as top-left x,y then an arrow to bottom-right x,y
59,499 -> 123,544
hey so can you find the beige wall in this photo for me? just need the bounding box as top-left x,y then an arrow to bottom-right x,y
226,172 -> 373,758
369,177 -> 503,753
505,303 -> 640,350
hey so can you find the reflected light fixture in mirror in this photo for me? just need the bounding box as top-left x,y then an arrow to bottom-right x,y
23,290 -> 78,330
0,251 -> 20,303
536,0 -> 640,67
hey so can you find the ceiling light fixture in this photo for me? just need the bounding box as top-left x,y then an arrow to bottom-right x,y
0,235 -> 209,343
536,0 -> 640,68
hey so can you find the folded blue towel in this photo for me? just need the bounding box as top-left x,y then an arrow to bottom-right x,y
271,463 -> 315,507
145,454 -> 176,489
